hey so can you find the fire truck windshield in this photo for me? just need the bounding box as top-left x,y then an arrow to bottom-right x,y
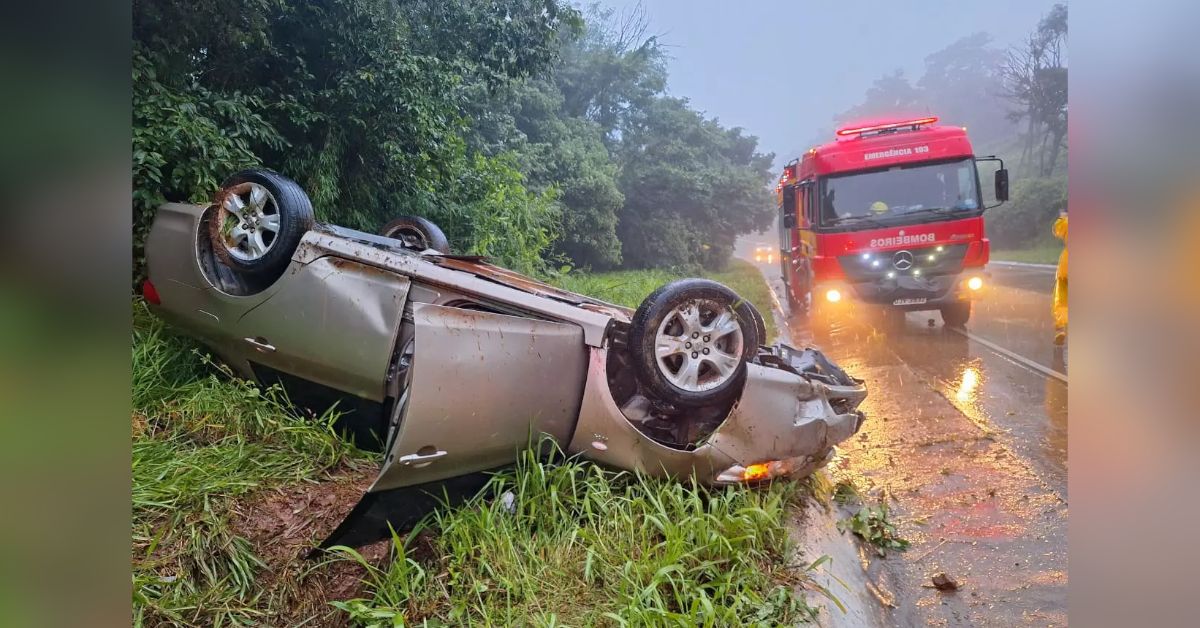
818,158 -> 981,229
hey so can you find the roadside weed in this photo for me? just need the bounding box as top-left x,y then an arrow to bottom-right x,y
837,503 -> 911,556
331,446 -> 822,626
132,300 -> 366,625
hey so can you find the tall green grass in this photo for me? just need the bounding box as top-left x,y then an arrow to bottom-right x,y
131,301 -> 367,625
333,446 -> 819,626
552,259 -> 779,341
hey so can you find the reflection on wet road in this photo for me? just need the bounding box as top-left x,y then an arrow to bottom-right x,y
784,262 -> 1068,498
742,250 -> 1068,627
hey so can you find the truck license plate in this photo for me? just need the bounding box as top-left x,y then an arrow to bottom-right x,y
893,297 -> 927,306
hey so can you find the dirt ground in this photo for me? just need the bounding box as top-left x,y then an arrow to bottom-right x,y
225,464 -> 391,627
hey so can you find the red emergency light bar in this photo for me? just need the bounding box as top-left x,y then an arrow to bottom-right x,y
836,116 -> 938,137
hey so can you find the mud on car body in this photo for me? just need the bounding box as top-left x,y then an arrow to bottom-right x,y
143,170 -> 868,548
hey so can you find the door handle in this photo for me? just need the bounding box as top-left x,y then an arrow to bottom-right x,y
243,337 -> 276,353
397,450 -> 448,466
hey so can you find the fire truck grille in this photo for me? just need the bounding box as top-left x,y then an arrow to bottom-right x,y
838,243 -> 969,282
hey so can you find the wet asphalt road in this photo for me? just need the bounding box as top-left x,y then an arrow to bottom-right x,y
737,245 -> 1068,626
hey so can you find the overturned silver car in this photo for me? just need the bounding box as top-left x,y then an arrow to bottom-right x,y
143,170 -> 867,548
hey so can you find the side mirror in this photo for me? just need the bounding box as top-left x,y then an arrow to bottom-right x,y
975,156 -> 1007,208
994,168 -> 1009,202
783,214 -> 796,229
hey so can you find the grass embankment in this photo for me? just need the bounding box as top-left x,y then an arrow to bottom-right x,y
132,302 -> 377,625
991,241 -> 1063,265
132,259 -> 822,626
553,259 -> 779,342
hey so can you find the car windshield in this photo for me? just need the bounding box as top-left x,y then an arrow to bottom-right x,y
818,158 -> 980,228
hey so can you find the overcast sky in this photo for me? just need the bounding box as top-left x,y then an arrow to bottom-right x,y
593,0 -> 1058,166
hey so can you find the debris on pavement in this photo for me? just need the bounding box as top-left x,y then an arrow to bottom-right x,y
930,572 -> 960,591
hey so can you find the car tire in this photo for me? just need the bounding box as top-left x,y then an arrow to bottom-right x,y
627,279 -> 760,407
742,300 -> 767,350
941,302 -> 972,328
380,215 -> 451,254
210,170 -> 314,279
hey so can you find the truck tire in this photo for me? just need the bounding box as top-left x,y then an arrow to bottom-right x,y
627,279 -> 760,408
380,215 -> 451,254
941,302 -> 972,328
210,170 -> 314,279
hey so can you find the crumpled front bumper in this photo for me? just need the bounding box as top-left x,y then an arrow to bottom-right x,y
567,344 -> 867,484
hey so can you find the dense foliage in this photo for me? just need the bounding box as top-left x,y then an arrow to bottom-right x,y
987,176 -> 1067,249
132,0 -> 776,278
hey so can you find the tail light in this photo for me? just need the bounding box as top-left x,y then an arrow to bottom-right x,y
716,458 -> 799,484
142,280 -> 161,305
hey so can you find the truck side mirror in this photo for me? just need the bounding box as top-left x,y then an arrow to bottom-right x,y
783,214 -> 796,229
975,156 -> 1007,208
994,168 -> 1009,202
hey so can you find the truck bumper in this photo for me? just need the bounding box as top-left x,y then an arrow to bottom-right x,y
819,269 -> 989,311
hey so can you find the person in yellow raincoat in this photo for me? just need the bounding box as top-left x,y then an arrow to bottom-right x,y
1052,211 -> 1068,345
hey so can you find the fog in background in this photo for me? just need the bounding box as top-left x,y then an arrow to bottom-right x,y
597,0 -> 1057,167
6,2 -> 1200,626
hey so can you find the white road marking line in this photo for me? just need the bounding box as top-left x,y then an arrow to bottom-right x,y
754,263 -> 1066,384
950,327 -> 1068,384
988,261 -> 1057,272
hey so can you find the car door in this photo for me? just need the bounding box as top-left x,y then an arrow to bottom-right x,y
235,256 -> 411,402
371,302 -> 589,492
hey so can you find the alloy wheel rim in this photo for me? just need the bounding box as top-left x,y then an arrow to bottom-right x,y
220,182 -> 281,261
653,299 -> 744,392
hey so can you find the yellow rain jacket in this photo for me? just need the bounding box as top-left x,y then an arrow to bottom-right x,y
1052,215 -> 1068,330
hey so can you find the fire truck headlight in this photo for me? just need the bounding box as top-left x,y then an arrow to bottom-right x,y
967,276 -> 983,291
825,289 -> 842,303
871,260 -> 881,268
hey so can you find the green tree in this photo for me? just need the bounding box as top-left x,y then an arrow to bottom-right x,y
556,2 -> 667,146
133,0 -> 578,276
917,33 -> 1011,150
464,78 -> 624,269
1002,3 -> 1068,176
986,176 -> 1067,248
834,70 -> 928,127
617,97 -> 776,270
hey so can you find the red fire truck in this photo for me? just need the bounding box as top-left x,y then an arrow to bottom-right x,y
777,115 -> 1008,327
